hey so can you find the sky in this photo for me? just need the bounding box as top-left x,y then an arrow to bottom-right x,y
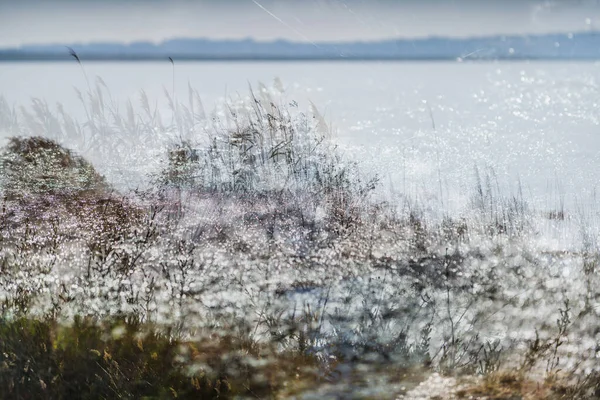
1,0 -> 600,48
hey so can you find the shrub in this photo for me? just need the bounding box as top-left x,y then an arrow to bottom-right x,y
0,136 -> 109,200
0,316 -> 328,399
157,87 -> 378,233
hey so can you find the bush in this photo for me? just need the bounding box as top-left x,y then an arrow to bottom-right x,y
0,316 -> 330,399
156,85 -> 378,231
0,136 -> 108,200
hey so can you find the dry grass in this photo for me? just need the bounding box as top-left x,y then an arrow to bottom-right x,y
455,369 -> 600,400
0,316 -> 330,399
458,371 -> 548,399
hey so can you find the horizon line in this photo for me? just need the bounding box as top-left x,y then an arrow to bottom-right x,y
1,54 -> 600,63
4,29 -> 600,51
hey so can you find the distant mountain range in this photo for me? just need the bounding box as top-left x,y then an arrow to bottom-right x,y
2,32 -> 600,61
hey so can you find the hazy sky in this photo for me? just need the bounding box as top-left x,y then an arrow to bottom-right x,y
2,0 -> 600,47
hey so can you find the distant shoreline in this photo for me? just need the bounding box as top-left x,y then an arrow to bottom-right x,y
1,54 -> 600,62
5,31 -> 600,62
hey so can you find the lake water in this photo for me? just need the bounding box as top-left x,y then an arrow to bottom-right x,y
1,61 -> 600,214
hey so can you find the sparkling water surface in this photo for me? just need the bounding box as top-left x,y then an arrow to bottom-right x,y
2,61 -> 599,211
